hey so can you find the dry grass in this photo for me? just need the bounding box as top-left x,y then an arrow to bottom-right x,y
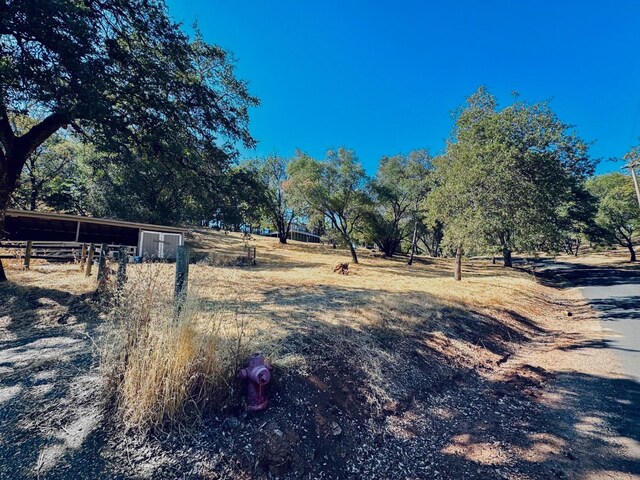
181,230 -> 567,409
2,229 -> 593,421
100,264 -> 252,430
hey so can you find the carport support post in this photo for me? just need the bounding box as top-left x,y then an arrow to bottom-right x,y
174,245 -> 190,311
22,241 -> 32,270
85,244 -> 95,276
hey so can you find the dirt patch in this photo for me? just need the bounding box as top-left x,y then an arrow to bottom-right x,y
0,281 -> 107,479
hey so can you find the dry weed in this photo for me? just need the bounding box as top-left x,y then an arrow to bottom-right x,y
101,264 -> 252,430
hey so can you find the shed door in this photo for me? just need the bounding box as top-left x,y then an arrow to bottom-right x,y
161,233 -> 181,260
140,231 -> 161,258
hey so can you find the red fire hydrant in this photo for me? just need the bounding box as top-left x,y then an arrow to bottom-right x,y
238,353 -> 273,411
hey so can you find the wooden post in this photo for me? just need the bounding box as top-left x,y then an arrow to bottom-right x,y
454,245 -> 463,281
253,246 -> 257,265
174,245 -> 190,310
22,241 -> 32,270
117,247 -> 127,289
97,243 -> 108,286
85,243 -> 95,277
80,243 -> 87,271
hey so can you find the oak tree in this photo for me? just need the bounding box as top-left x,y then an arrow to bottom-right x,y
429,87 -> 595,278
287,148 -> 368,263
0,0 -> 257,280
587,172 -> 639,262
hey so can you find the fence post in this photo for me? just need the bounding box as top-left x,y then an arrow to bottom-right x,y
174,245 -> 190,310
253,246 -> 257,265
85,243 -> 95,277
117,247 -> 127,290
80,244 -> 87,271
22,240 -> 32,270
97,243 -> 109,287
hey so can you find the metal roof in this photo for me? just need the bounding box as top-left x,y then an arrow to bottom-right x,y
5,209 -> 186,234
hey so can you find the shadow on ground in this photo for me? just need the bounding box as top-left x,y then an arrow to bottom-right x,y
0,282 -> 108,479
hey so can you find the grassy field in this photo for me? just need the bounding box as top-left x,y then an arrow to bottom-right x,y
2,230 -> 567,416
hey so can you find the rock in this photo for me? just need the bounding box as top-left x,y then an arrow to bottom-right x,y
330,421 -> 342,436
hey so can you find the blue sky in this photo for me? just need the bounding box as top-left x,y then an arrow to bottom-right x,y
167,0 -> 640,175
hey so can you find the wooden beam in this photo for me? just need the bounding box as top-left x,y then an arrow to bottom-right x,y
117,246 -> 127,290
80,244 -> 87,271
22,240 -> 32,270
97,243 -> 108,282
85,243 -> 95,277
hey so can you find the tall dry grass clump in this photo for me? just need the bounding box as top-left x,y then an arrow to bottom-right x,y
101,264 -> 250,430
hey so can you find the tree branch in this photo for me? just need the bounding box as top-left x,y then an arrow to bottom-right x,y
0,105 -> 15,152
8,113 -> 69,186
17,113 -> 69,159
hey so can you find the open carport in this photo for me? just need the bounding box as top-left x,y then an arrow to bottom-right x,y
1,209 -> 185,260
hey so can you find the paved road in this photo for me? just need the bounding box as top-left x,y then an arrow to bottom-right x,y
535,261 -> 640,478
539,262 -> 640,380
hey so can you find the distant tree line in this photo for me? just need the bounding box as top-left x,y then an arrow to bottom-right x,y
8,87 -> 638,279
245,88 -> 639,277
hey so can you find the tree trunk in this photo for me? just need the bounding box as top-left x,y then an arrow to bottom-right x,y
379,240 -> 395,257
628,243 -> 637,262
348,241 -> 359,264
278,232 -> 288,244
407,219 -> 419,266
503,247 -> 512,267
0,188 -> 9,282
29,166 -> 38,211
454,245 -> 463,281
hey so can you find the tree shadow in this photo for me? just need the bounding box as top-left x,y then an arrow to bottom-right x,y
199,281 -> 640,478
534,260 -> 640,289
0,282 -> 108,479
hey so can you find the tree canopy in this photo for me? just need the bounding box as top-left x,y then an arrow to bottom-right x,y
245,155 -> 297,244
287,148 -> 368,263
587,172 -> 639,262
0,0 -> 258,280
361,150 -> 432,259
429,87 -> 595,274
